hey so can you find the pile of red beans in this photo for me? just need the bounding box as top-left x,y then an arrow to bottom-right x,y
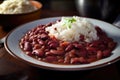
19,22 -> 117,64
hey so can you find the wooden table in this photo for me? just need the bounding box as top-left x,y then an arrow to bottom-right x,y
0,9 -> 120,80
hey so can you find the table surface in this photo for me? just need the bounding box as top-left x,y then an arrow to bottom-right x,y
0,9 -> 120,80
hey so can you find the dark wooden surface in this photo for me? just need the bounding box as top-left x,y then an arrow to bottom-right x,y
0,9 -> 120,80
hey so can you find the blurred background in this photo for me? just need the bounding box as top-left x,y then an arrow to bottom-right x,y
37,0 -> 120,23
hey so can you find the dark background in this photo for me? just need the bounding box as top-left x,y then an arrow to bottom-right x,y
37,0 -> 120,23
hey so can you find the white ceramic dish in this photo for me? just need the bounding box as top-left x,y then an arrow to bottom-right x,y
4,17 -> 120,71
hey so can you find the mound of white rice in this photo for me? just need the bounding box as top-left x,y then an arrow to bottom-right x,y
45,16 -> 99,42
0,0 -> 37,14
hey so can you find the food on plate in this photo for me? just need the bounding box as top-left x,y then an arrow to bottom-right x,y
19,16 -> 117,65
0,0 -> 37,14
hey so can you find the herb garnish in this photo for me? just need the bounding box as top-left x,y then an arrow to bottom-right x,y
63,17 -> 76,28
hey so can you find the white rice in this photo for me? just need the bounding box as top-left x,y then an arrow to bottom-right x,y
0,0 -> 37,14
45,16 -> 99,42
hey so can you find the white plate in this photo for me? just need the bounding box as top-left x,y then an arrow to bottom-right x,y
4,17 -> 120,71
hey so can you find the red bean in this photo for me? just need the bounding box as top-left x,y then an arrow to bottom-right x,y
38,40 -> 44,45
58,59 -> 64,63
48,41 -> 59,49
73,43 -> 82,49
75,49 -> 87,57
108,42 -> 117,50
86,47 -> 97,52
45,51 -> 53,56
64,56 -> 71,64
103,50 -> 111,57
97,50 -> 103,59
49,49 -> 64,56
60,41 -> 70,48
70,57 -> 88,64
65,44 -> 74,52
23,42 -> 32,51
89,40 -> 101,47
87,56 -> 97,63
67,49 -> 76,58
40,33 -> 49,40
79,35 -> 84,41
32,49 -> 44,57
45,56 -> 58,63
33,44 -> 41,50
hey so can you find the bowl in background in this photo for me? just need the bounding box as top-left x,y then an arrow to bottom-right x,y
75,0 -> 120,23
0,0 -> 42,32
